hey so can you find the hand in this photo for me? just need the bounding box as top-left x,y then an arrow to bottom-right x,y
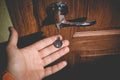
6,27 -> 69,80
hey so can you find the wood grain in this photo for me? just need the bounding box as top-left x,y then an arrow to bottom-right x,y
5,0 -> 120,63
73,29 -> 120,37
6,0 -> 38,37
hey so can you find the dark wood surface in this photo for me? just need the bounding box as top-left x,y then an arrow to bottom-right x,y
1,0 -> 120,79
5,0 -> 120,65
44,54 -> 120,80
5,0 -> 38,37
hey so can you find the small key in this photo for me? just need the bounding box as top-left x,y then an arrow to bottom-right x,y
53,23 -> 63,48
53,37 -> 62,48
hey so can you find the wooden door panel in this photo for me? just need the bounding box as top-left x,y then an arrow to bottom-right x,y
71,30 -> 120,54
6,0 -> 38,37
85,0 -> 120,31
6,0 -> 120,63
40,0 -> 120,63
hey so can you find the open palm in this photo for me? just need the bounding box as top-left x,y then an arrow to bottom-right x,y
6,27 -> 69,80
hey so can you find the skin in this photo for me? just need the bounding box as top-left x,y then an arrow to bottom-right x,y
6,27 -> 70,80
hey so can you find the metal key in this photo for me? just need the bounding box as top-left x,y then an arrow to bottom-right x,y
53,24 -> 63,48
53,37 -> 62,48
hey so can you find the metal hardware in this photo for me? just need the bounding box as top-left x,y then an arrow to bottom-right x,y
53,37 -> 62,48
43,2 -> 96,48
53,21 -> 62,48
42,2 -> 96,28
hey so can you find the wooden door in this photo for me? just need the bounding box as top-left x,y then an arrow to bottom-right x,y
4,0 -> 120,80
6,0 -> 120,64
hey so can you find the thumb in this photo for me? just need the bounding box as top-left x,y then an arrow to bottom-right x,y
8,27 -> 18,47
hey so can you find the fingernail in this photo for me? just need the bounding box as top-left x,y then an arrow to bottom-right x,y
65,40 -> 70,46
62,61 -> 67,66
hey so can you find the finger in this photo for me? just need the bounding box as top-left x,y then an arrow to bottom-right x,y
43,47 -> 69,66
8,27 -> 18,47
39,40 -> 69,58
31,35 -> 62,50
44,61 -> 67,77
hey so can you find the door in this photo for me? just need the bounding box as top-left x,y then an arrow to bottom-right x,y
5,0 -> 120,80
6,0 -> 120,64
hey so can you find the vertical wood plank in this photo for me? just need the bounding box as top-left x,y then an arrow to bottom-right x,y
5,0 -> 38,37
83,0 -> 120,31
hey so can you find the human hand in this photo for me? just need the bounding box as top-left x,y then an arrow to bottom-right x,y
6,27 -> 69,80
